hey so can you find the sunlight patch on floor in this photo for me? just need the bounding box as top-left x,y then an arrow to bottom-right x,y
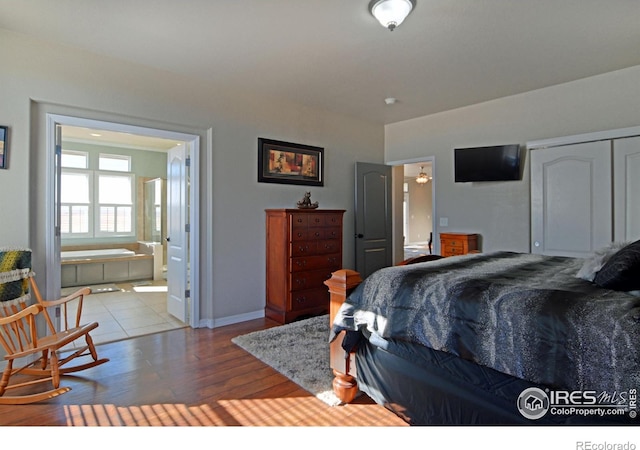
133,286 -> 168,293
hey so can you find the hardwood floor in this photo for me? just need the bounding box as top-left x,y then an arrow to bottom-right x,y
0,317 -> 407,427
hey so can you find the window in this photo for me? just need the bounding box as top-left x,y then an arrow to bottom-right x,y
61,169 -> 92,235
61,151 -> 135,238
61,150 -> 88,169
99,153 -> 130,172
96,172 -> 134,235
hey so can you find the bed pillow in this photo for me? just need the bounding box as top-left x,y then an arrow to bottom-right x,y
593,239 -> 640,291
576,241 -> 629,282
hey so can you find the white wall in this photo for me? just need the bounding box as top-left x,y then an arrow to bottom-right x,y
385,65 -> 640,254
0,30 -> 384,326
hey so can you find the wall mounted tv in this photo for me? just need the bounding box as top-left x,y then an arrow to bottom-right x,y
454,144 -> 521,182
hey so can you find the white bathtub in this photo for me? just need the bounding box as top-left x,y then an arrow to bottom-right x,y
61,248 -> 153,287
61,248 -> 136,261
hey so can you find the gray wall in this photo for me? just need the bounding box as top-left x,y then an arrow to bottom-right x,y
3,27 -> 639,326
386,65 -> 640,254
0,29 -> 384,326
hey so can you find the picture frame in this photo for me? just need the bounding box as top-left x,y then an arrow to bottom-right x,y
258,138 -> 324,186
0,126 -> 7,169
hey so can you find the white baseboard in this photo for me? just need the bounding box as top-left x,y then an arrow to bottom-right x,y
197,309 -> 265,329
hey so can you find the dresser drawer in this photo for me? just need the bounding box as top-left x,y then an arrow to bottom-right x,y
442,245 -> 465,256
291,228 -> 308,241
290,268 -> 335,292
323,214 -> 343,227
290,241 -> 316,256
308,214 -> 325,227
316,239 -> 341,254
441,237 -> 466,247
289,288 -> 329,311
290,254 -> 341,272
290,214 -> 309,229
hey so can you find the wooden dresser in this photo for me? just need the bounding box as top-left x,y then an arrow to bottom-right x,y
440,232 -> 479,257
265,209 -> 345,324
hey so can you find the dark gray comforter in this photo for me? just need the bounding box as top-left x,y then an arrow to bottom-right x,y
331,252 -> 640,393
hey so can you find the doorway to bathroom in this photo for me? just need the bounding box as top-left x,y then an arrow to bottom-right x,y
48,114 -> 199,344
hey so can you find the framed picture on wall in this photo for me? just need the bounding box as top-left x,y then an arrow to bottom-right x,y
0,126 -> 7,169
258,138 -> 324,186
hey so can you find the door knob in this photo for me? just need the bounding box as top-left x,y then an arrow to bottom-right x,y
166,237 -> 171,242
356,233 -> 364,238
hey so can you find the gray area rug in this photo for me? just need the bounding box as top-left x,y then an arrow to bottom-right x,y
231,314 -> 341,406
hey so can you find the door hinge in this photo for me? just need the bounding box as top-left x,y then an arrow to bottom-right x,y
185,289 -> 190,298
185,156 -> 191,167
185,223 -> 190,233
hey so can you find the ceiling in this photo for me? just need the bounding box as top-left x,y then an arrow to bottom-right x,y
62,125 -> 182,152
1,0 -> 639,128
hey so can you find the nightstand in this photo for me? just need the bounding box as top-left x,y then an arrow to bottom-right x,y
440,233 -> 479,257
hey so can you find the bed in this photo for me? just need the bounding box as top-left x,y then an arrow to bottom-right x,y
326,244 -> 640,425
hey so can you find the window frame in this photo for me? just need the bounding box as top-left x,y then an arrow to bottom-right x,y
60,150 -> 136,239
94,170 -> 136,238
60,167 -> 93,238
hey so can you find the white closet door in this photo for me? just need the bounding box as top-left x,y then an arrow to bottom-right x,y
613,136 -> 640,242
530,141 -> 612,257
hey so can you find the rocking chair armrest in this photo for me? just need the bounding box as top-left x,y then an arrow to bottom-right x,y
38,287 -> 90,330
38,287 -> 91,308
0,304 -> 42,326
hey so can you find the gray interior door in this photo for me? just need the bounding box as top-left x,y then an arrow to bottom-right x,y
355,162 -> 393,278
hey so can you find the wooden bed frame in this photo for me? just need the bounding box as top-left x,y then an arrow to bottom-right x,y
325,268 -> 362,403
324,255 -> 443,403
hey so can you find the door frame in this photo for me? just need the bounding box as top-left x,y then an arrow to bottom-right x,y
44,113 -> 200,327
388,156 -> 437,257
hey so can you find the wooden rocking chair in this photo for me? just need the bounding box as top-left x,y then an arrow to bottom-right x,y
0,248 -> 109,404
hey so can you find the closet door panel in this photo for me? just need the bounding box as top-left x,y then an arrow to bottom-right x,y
531,141 -> 612,257
614,136 -> 640,242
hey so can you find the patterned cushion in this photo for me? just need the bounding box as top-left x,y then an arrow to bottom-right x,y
0,249 -> 32,304
593,239 -> 640,291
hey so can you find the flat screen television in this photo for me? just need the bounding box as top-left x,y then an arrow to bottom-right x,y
454,144 -> 521,182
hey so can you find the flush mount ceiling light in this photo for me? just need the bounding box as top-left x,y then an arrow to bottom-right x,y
369,0 -> 416,31
416,166 -> 431,184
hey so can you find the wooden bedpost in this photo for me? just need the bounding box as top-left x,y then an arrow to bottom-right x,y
324,269 -> 362,404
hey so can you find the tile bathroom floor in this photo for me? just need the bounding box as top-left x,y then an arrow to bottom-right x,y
62,279 -> 186,346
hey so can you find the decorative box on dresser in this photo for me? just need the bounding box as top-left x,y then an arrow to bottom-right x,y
265,209 -> 345,324
440,232 -> 479,257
